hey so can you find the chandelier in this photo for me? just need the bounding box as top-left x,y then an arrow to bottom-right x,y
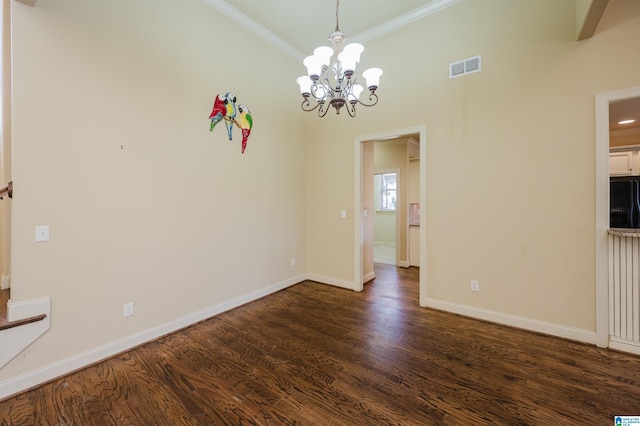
296,0 -> 383,117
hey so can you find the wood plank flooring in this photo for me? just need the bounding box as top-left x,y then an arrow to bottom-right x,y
0,288 -> 9,327
1,264 -> 640,425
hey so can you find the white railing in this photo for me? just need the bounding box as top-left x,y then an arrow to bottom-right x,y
608,230 -> 640,351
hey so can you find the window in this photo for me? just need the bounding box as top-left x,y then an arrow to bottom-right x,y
375,173 -> 396,211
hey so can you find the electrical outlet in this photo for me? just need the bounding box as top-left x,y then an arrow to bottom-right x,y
470,280 -> 480,291
291,257 -> 296,267
123,302 -> 134,317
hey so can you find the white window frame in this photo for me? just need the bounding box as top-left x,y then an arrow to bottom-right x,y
374,172 -> 397,212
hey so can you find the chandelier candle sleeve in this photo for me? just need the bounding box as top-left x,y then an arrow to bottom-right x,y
363,68 -> 383,90
296,0 -> 382,117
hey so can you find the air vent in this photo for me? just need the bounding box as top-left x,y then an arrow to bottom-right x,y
449,55 -> 482,79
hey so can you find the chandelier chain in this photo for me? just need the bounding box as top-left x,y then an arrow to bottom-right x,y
335,0 -> 340,32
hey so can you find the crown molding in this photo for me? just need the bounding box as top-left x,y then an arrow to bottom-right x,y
202,0 -> 305,61
351,0 -> 463,43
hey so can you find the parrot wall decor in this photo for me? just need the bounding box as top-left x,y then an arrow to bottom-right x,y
207,92 -> 253,154
233,104 -> 253,154
208,92 -> 236,140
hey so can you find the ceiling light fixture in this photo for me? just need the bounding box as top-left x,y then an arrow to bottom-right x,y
296,0 -> 382,117
619,119 -> 637,125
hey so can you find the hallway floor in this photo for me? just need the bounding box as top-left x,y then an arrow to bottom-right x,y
373,242 -> 395,265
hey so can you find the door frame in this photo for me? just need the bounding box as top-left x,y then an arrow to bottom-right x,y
354,125 -> 427,302
595,85 -> 640,348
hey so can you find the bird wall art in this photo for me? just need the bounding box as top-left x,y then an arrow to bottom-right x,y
234,104 -> 253,154
208,92 -> 253,154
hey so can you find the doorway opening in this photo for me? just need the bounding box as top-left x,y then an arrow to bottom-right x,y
353,125 -> 427,305
595,86 -> 640,348
373,170 -> 398,266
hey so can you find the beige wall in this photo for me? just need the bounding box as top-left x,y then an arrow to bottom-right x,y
3,0 -> 640,393
306,0 -> 640,332
2,0 -> 306,381
373,210 -> 396,245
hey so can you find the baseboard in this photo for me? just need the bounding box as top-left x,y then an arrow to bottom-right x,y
397,260 -> 410,268
424,298 -> 596,345
363,271 -> 376,284
305,273 -> 356,291
0,274 -> 305,400
0,275 -> 9,290
609,337 -> 640,356
373,241 -> 395,248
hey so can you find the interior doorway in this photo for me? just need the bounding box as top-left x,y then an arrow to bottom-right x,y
373,170 -> 398,266
353,125 -> 427,304
595,86 -> 640,348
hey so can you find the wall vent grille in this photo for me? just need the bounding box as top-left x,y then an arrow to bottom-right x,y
449,55 -> 482,79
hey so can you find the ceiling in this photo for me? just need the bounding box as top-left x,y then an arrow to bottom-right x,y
203,0 -> 639,134
203,0 -> 461,60
610,97 -> 640,133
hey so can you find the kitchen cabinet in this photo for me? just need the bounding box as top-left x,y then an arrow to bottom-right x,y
610,149 -> 640,176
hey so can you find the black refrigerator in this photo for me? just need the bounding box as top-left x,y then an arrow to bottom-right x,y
610,178 -> 640,228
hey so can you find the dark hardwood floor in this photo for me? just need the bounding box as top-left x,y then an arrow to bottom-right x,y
1,264 -> 640,425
